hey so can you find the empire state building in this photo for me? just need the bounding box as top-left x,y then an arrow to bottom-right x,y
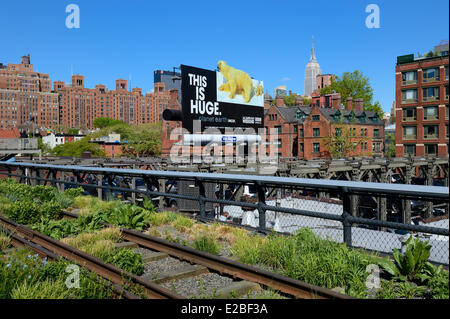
304,37 -> 321,97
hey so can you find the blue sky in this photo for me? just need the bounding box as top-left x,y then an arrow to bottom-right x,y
0,0 -> 448,112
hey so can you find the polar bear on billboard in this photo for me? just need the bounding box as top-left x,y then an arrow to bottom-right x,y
217,60 -> 263,104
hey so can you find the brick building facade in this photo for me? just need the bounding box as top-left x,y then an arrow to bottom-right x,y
264,95 -> 385,160
0,55 -> 170,130
161,93 -> 385,160
0,55 -> 59,129
55,75 -> 170,129
395,47 -> 449,157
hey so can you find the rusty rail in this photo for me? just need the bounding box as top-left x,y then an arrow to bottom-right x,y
62,211 -> 352,299
0,215 -> 183,299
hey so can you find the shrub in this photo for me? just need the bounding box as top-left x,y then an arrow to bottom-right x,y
6,200 -> 40,224
31,218 -> 79,240
63,187 -> 84,199
106,248 -> 144,275
40,200 -> 62,219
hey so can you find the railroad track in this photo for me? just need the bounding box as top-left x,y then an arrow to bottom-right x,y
0,214 -> 182,299
1,210 -> 352,299
60,211 -> 352,299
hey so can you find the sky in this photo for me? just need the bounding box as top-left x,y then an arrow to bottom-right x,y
0,0 -> 448,112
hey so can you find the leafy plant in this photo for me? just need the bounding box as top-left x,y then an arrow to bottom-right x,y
377,236 -> 434,283
31,217 -> 79,240
106,248 -> 144,275
143,196 -> 157,213
6,200 -> 41,224
103,205 -> 150,230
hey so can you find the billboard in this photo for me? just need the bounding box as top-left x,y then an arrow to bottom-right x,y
181,62 -> 264,133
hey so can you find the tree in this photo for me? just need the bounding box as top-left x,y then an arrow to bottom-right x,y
385,133 -> 396,158
67,128 -> 79,135
51,137 -> 105,157
302,96 -> 312,106
37,137 -> 52,155
323,123 -> 368,159
93,117 -> 126,129
124,123 -> 162,157
319,70 -> 383,117
284,94 -> 297,107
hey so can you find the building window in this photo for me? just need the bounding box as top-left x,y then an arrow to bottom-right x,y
446,85 -> 449,100
374,129 -> 379,138
313,143 -> 320,153
423,125 -> 438,139
293,125 -> 298,134
445,66 -> 449,81
299,128 -> 304,138
425,144 -> 437,156
403,126 -> 417,140
422,87 -> 440,102
312,115 -> 320,121
275,126 -> 281,134
299,143 -> 304,153
423,106 -> 438,120
335,127 -> 342,136
422,68 -> 440,83
276,139 -> 282,148
373,142 -> 381,152
402,89 -> 417,103
402,71 -> 417,85
402,108 -> 416,121
313,128 -> 320,137
404,144 -> 416,156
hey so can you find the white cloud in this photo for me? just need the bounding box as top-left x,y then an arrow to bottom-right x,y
281,77 -> 291,82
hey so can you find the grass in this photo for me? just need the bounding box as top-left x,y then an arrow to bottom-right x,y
0,247 -> 116,299
61,227 -> 121,257
0,232 -> 11,251
193,235 -> 221,255
60,227 -> 144,275
11,279 -> 71,299
172,216 -> 194,232
229,228 -> 375,298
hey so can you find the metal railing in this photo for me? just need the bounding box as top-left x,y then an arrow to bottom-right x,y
0,161 -> 449,264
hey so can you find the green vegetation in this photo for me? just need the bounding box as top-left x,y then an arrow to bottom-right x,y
61,228 -> 144,275
283,94 -> 297,106
323,123 -> 368,159
385,133 -> 396,158
51,119 -> 162,157
51,136 -> 106,157
0,248 -> 116,299
375,237 -> 449,298
0,179 -> 83,225
320,70 -> 383,118
193,235 -> 221,255
1,180 -> 448,299
93,117 -> 126,129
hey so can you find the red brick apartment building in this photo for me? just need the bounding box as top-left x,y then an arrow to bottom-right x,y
265,94 -> 385,160
395,45 -> 449,157
55,76 -> 170,129
0,55 -> 170,130
161,92 -> 385,160
0,55 -> 59,129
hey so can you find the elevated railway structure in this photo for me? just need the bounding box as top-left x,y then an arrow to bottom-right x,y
11,155 -> 449,222
0,160 -> 448,265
